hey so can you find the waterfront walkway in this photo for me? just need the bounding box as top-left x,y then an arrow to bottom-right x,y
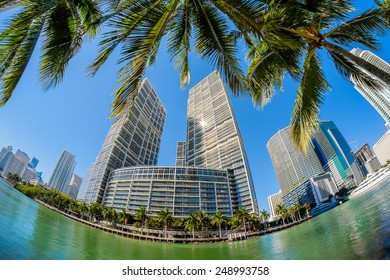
35,199 -> 311,243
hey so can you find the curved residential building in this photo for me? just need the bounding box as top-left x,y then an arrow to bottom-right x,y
103,166 -> 233,217
267,126 -> 324,196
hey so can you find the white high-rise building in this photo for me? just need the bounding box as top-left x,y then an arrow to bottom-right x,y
186,71 -> 258,214
350,48 -> 390,126
268,190 -> 282,219
64,174 -> 83,199
1,149 -> 30,179
373,129 -> 390,165
48,150 -> 76,192
84,79 -> 166,204
77,162 -> 94,201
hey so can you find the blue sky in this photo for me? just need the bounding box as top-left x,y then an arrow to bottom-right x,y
0,1 -> 389,211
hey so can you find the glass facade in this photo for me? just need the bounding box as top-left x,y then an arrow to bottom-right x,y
267,126 -> 324,196
312,121 -> 356,186
186,71 -> 258,215
103,166 -> 233,217
84,79 -> 166,204
48,150 -> 76,193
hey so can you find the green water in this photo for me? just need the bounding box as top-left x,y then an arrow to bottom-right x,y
1,178 -> 389,260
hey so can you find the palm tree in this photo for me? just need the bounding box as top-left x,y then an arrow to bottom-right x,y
235,207 -> 249,234
275,204 -> 287,226
89,202 -> 102,223
185,212 -> 199,239
0,0 -> 103,106
247,1 -> 390,151
260,209 -> 270,231
134,206 -> 148,235
1,0 -> 264,118
157,208 -> 174,238
195,210 -> 210,237
79,201 -> 89,220
118,208 -> 130,225
303,203 -> 311,218
293,203 -> 302,221
211,210 -> 226,238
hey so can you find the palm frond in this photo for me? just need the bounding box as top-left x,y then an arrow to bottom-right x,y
0,15 -> 44,105
246,43 -> 301,106
72,0 -> 104,37
325,8 -> 389,50
39,3 -> 83,90
192,0 -> 246,95
290,46 -> 329,152
110,0 -> 179,117
167,0 -> 192,88
88,0 -> 162,76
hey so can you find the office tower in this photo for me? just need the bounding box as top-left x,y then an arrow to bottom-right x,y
77,163 -> 94,201
1,149 -> 30,178
0,146 -> 13,172
312,121 -> 360,186
350,48 -> 390,126
373,129 -> 390,165
85,79 -> 166,204
268,190 -> 282,219
267,126 -> 324,196
64,174 -> 83,199
355,144 -> 382,175
29,157 -> 39,169
175,141 -> 186,166
22,166 -> 37,182
48,150 -> 76,192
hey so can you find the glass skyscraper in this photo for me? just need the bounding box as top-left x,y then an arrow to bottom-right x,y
185,71 -> 258,215
312,121 -> 358,186
84,79 -> 166,204
48,150 -> 76,192
350,48 -> 390,126
267,126 -> 324,196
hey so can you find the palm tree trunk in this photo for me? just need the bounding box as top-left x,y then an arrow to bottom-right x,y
322,40 -> 390,85
219,224 -> 222,238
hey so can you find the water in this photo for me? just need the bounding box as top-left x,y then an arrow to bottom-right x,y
1,178 -> 389,260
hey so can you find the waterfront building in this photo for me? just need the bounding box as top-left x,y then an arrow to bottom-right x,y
268,190 -> 282,220
103,166 -> 233,217
350,48 -> 390,126
175,142 -> 186,167
373,129 -> 390,165
84,79 -> 166,204
48,150 -> 76,193
77,163 -> 94,201
267,126 -> 324,197
310,173 -> 338,204
64,174 -> 83,199
355,144 -> 382,175
281,180 -> 317,208
312,121 -> 361,186
186,71 -> 258,214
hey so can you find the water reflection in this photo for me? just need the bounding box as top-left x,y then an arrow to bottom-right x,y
0,178 -> 389,260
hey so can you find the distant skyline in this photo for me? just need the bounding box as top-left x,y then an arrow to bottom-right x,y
0,1 -> 389,211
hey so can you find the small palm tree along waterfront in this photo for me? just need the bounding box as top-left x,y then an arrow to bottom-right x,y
1,177 -> 390,259
12,182 -> 311,242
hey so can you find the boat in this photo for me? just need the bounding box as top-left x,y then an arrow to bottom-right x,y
348,168 -> 390,199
